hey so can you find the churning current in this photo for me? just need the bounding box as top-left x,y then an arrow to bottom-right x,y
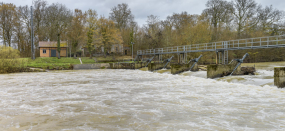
0,69 -> 285,130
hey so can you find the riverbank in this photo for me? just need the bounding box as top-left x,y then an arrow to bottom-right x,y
24,56 -> 132,70
0,56 -> 133,74
2,57 -> 285,75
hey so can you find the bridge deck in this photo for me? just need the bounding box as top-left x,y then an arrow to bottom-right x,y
137,35 -> 285,55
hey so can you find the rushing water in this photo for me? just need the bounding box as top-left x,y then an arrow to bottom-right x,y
0,63 -> 285,130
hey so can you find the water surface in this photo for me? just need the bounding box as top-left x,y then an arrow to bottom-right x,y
0,67 -> 284,130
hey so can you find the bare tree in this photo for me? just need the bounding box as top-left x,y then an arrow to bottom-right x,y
144,15 -> 162,49
109,3 -> 136,55
46,3 -> 72,59
33,0 -> 47,56
109,3 -> 134,30
258,5 -> 284,34
203,0 -> 233,41
232,0 -> 260,38
0,3 -> 17,47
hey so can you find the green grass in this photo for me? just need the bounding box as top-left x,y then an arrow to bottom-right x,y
20,57 -> 81,69
20,56 -> 133,69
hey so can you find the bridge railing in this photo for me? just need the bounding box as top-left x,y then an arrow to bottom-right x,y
137,35 -> 285,55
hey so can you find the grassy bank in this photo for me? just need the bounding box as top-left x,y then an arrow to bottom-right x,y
22,56 -> 132,70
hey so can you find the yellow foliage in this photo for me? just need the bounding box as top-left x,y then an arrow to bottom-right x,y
0,46 -> 20,59
97,17 -> 123,49
0,46 -> 26,73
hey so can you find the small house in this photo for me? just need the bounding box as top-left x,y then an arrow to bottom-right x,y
111,43 -> 123,54
39,41 -> 68,57
82,43 -> 124,57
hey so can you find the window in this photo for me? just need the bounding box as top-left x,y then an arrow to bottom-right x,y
43,49 -> 46,54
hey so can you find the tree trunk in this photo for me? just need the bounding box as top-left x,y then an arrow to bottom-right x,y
74,53 -> 77,59
73,41 -> 78,59
88,47 -> 92,59
104,45 -> 107,58
57,33 -> 61,59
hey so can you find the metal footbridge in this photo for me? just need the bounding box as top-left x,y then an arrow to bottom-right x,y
137,35 -> 285,55
137,35 -> 285,64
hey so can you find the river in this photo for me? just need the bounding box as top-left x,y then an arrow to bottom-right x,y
0,62 -> 285,130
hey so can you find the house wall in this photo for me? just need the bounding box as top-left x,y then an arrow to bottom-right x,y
40,48 -> 50,57
59,48 -> 67,57
40,47 -> 67,57
111,44 -> 123,53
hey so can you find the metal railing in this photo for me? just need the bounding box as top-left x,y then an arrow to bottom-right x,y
137,35 -> 285,55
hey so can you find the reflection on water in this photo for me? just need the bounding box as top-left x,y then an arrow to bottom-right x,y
0,63 -> 285,130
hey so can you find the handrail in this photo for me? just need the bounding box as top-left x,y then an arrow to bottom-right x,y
137,35 -> 285,55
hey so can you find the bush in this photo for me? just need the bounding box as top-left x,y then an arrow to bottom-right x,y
0,46 -> 27,73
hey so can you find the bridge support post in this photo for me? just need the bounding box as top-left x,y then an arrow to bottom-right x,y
137,55 -> 142,62
274,67 -> 285,88
178,53 -> 186,64
221,51 -> 224,64
216,51 -> 218,64
216,50 -> 228,65
155,54 -> 160,63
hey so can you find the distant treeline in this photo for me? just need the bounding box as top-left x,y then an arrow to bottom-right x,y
0,0 -> 284,62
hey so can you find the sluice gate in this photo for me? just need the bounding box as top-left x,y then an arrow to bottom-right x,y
207,53 -> 255,78
148,56 -> 174,71
171,55 -> 202,74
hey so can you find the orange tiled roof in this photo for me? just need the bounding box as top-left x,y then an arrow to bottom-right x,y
39,41 -> 68,47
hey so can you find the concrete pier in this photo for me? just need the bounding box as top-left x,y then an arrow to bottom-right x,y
135,62 -> 146,69
274,67 -> 285,88
207,65 -> 240,78
148,63 -> 171,71
170,63 -> 198,74
207,63 -> 255,78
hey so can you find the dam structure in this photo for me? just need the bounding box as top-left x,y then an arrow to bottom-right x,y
137,35 -> 285,65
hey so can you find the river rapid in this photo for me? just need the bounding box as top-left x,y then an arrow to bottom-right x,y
0,62 -> 285,130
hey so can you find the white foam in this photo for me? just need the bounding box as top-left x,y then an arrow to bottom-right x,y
0,70 -> 284,130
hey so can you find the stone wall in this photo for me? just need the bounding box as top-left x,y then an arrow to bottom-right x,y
73,63 -> 110,70
109,62 -> 146,69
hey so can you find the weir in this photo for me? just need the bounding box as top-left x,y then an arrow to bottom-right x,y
137,35 -> 285,64
148,56 -> 174,71
230,53 -> 249,76
163,56 -> 174,68
145,56 -> 155,67
109,62 -> 146,69
207,53 -> 255,78
189,54 -> 203,71
170,55 -> 202,74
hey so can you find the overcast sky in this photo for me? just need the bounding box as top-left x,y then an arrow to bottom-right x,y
3,0 -> 285,27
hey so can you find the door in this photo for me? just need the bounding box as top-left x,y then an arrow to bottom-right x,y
51,50 -> 56,57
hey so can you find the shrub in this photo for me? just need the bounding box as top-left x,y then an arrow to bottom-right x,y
0,46 -> 27,73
